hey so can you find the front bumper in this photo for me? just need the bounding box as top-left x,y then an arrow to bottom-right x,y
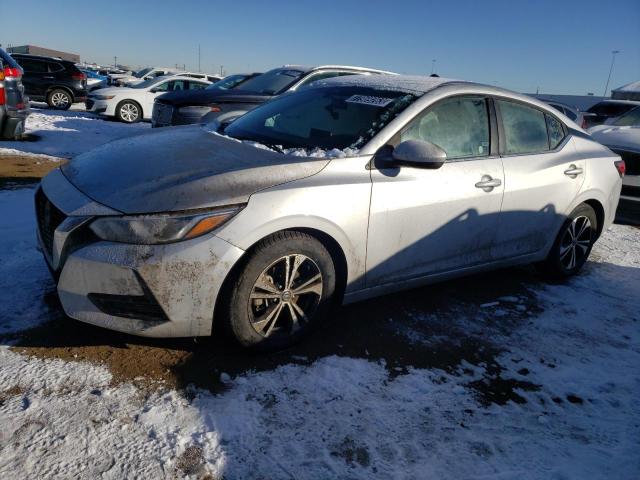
85,98 -> 109,115
37,170 -> 245,337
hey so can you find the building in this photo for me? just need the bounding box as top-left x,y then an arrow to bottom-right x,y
612,81 -> 640,101
6,45 -> 80,63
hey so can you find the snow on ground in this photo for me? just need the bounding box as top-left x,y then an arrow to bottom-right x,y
0,186 -> 639,479
0,104 -> 149,159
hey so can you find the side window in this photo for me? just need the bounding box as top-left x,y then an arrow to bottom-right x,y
48,62 -> 64,73
401,96 -> 490,159
497,100 -> 549,155
167,80 -> 186,91
153,81 -> 170,92
189,82 -> 208,90
546,114 -> 566,149
18,59 -> 48,73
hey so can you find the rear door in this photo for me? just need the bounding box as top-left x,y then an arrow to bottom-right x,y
366,95 -> 505,286
491,98 -> 584,258
13,57 -> 49,98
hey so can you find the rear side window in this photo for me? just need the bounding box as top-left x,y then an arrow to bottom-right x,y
401,96 -> 490,159
16,58 -> 49,73
546,114 -> 566,149
48,62 -> 64,73
498,100 -> 549,155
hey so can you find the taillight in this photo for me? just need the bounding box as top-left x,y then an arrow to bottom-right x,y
3,67 -> 22,78
210,106 -> 221,112
615,160 -> 626,178
72,72 -> 86,81
0,88 -> 5,106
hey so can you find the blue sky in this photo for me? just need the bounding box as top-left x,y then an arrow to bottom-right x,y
1,0 -> 638,95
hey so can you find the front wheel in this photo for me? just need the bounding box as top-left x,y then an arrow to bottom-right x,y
540,203 -> 598,278
225,231 -> 337,350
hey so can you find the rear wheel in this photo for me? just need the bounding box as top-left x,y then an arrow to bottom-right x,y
225,231 -> 337,350
540,203 -> 597,278
47,89 -> 72,110
116,100 -> 141,123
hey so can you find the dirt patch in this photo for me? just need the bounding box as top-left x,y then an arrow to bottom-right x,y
0,385 -> 26,407
0,154 -> 66,179
9,266 -> 543,400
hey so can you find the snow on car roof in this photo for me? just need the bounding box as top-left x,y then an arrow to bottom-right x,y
311,74 -> 466,95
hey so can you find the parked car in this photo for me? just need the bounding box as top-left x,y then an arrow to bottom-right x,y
151,65 -> 395,128
182,73 -> 222,83
36,74 -> 623,350
0,48 -> 29,140
85,75 -> 211,123
10,53 -> 87,110
207,73 -> 262,91
584,99 -> 640,128
80,69 -> 108,91
589,119 -> 639,223
541,99 -> 593,129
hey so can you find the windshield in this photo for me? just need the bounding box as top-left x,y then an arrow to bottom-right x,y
207,74 -> 249,90
130,77 -> 162,89
224,86 -> 416,151
235,68 -> 304,95
134,67 -> 153,78
612,106 -> 640,126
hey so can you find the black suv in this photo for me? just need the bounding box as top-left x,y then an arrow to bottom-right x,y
10,53 -> 87,110
0,48 -> 29,140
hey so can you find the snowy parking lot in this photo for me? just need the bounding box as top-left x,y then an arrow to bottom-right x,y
0,108 -> 639,479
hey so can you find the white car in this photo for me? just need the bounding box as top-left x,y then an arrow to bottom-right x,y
85,75 -> 211,123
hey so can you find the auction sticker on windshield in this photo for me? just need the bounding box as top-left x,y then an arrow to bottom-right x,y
345,95 -> 395,107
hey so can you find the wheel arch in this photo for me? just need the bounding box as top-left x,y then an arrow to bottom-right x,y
212,227 -> 349,335
583,198 -> 605,238
46,85 -> 74,102
116,98 -> 143,119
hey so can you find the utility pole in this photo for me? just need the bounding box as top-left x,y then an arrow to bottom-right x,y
220,65 -> 223,76
114,56 -> 117,68
198,44 -> 201,72
431,59 -> 436,74
603,50 -> 620,98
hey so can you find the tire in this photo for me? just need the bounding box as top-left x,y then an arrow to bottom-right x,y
539,203 -> 598,278
47,89 -> 72,110
225,231 -> 337,350
115,100 -> 142,123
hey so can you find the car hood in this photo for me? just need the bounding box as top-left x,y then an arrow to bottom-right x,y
589,125 -> 640,152
156,88 -> 272,107
61,126 -> 329,214
89,86 -> 129,97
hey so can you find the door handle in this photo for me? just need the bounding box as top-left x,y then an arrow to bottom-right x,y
475,175 -> 502,192
43,76 -> 55,79
564,164 -> 583,178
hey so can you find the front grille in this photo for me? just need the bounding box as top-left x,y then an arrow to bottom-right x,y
35,188 -> 67,259
612,149 -> 640,176
85,99 -> 95,110
88,273 -> 168,324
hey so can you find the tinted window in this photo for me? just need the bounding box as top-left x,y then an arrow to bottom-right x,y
588,102 -> 636,117
189,81 -> 208,90
401,96 -> 490,159
546,114 -> 566,149
48,62 -> 64,72
16,59 -> 49,73
207,74 -> 248,90
498,100 -> 549,155
225,86 -> 416,151
167,80 -> 186,91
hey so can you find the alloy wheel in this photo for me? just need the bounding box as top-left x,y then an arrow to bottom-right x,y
120,103 -> 139,122
559,216 -> 592,270
248,254 -> 323,338
51,92 -> 70,108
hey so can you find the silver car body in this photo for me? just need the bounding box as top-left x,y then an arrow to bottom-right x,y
36,75 -> 622,337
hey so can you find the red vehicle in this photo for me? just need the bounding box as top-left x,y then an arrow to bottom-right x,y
0,48 -> 29,140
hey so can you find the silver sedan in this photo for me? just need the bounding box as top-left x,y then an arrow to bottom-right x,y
36,75 -> 623,349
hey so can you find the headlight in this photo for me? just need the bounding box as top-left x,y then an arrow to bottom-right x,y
179,105 -> 221,115
93,94 -> 115,100
89,205 -> 243,244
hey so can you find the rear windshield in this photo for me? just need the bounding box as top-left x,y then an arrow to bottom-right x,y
0,50 -> 21,69
235,68 -> 304,95
224,86 -> 417,151
611,106 -> 640,126
588,102 -> 638,116
207,74 -> 249,90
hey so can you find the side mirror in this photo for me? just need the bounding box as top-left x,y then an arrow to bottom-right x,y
392,139 -> 446,168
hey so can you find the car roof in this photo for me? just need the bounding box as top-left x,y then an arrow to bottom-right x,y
310,74 -> 464,94
279,65 -> 396,75
9,53 -> 70,63
591,99 -> 640,106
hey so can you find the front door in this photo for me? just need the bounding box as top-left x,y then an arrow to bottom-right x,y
366,95 -> 505,287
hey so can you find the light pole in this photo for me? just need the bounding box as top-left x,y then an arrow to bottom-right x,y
603,50 -> 620,97
431,59 -> 436,75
